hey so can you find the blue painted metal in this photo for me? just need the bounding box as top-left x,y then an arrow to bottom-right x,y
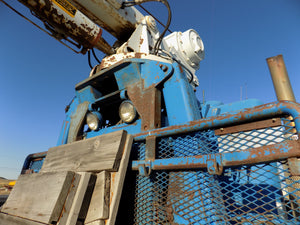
162,63 -> 201,125
57,59 -> 295,144
77,86 -> 102,104
21,151 -> 47,174
132,140 -> 300,171
64,59 -> 200,140
134,100 -> 300,141
34,57 -> 300,224
201,99 -> 264,117
57,97 -> 79,145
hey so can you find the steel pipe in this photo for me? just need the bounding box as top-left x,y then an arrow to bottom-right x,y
267,54 -> 296,102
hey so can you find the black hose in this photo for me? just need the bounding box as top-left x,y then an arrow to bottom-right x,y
88,50 -> 93,69
92,48 -> 101,64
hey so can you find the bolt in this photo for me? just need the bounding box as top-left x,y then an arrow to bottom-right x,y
159,64 -> 168,72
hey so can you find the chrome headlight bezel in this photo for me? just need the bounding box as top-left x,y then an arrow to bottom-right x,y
86,111 -> 102,131
119,100 -> 137,124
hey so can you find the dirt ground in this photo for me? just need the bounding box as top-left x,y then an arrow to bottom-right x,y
0,178 -> 13,195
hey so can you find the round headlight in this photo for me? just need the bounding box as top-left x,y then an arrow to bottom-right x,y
86,111 -> 102,131
119,101 -> 137,124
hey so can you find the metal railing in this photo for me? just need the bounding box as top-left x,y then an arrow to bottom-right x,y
120,101 -> 300,224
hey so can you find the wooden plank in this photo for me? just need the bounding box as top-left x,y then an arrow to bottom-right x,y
1,171 -> 74,224
41,130 -> 127,173
0,212 -> 45,225
77,175 -> 96,221
84,220 -> 104,225
85,171 -> 110,224
104,134 -> 133,225
62,172 -> 92,225
57,172 -> 82,225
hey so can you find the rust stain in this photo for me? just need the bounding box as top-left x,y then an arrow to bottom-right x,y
109,172 -> 117,205
19,0 -> 109,53
140,38 -> 144,45
134,101 -> 300,141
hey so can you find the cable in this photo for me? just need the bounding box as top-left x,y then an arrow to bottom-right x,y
87,49 -> 101,69
88,50 -> 93,69
153,1 -> 171,54
138,4 -> 172,33
92,48 -> 101,64
122,0 -> 172,55
0,0 -> 82,53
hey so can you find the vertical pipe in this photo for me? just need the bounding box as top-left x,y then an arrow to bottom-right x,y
266,54 -> 296,102
267,54 -> 300,220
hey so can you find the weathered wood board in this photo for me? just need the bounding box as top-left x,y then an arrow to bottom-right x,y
1,171 -> 75,224
41,130 -> 127,173
85,171 -> 110,224
62,172 -> 92,225
0,130 -> 133,225
84,220 -> 104,225
0,212 -> 45,225
104,134 -> 133,225
57,172 -> 89,225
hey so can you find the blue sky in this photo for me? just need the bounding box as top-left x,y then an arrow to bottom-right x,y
0,0 -> 299,179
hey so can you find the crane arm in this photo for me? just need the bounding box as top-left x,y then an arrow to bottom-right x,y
6,0 -> 205,85
17,0 -> 115,54
67,0 -> 144,41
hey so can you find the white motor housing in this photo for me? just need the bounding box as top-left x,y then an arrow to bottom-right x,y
163,29 -> 205,86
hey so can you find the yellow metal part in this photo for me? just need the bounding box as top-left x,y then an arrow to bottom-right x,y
8,181 -> 16,187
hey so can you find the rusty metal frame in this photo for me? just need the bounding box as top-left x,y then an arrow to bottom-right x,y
127,85 -> 161,131
134,101 -> 300,141
214,118 -> 282,136
21,151 -> 47,174
132,101 -> 300,175
132,140 -> 300,174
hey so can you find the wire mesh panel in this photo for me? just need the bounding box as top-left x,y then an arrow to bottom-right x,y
28,159 -> 45,173
125,117 -> 300,224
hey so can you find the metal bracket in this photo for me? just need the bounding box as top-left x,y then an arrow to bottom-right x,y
139,136 -> 156,176
138,161 -> 152,177
207,155 -> 223,175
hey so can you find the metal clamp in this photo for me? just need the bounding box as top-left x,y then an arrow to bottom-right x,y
207,155 -> 223,175
138,160 -> 152,177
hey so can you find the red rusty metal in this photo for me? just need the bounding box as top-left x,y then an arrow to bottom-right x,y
145,135 -> 157,161
127,84 -> 161,131
99,53 -> 148,70
214,118 -> 282,136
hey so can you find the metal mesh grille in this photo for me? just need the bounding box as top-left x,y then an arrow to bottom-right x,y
129,118 -> 300,224
27,158 -> 45,173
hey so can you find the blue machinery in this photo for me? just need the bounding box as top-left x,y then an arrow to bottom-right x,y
21,58 -> 300,224
4,0 -> 299,223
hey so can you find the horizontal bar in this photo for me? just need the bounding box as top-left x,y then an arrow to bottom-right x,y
214,118 -> 282,136
222,140 -> 300,167
133,101 -> 300,141
131,140 -> 300,171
